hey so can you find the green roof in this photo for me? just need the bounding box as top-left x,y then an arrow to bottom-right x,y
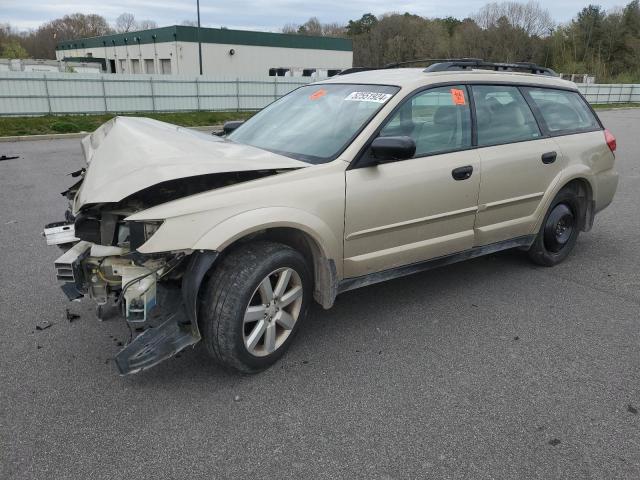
56,25 -> 352,52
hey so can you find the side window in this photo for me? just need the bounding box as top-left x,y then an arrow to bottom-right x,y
380,86 -> 472,156
525,88 -> 600,134
472,85 -> 541,146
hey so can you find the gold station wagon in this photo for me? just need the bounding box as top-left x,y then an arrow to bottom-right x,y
44,59 -> 618,374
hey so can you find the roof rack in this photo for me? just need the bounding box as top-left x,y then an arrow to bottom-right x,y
423,59 -> 557,76
336,58 -> 558,77
336,66 -> 379,76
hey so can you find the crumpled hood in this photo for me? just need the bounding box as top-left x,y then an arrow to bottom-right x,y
75,116 -> 308,209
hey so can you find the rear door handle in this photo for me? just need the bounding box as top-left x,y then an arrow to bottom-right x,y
541,151 -> 557,164
452,165 -> 473,181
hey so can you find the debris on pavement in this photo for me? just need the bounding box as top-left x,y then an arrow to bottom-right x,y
628,404 -> 638,415
548,438 -> 561,446
66,309 -> 81,322
35,321 -> 52,331
0,155 -> 20,162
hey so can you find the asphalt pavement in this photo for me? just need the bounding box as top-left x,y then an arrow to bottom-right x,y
1,109 -> 639,479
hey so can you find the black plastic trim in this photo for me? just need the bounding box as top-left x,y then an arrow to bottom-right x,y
338,235 -> 536,293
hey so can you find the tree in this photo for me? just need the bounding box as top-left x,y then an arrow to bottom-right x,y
138,20 -> 158,30
282,23 -> 298,34
281,17 -> 346,37
297,17 -> 323,36
1,39 -> 28,58
115,13 -> 137,33
346,13 -> 378,36
473,1 -> 553,37
22,13 -> 112,59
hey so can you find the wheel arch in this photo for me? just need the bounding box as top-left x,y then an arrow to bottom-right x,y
560,177 -> 594,232
193,209 -> 342,309
534,171 -> 595,234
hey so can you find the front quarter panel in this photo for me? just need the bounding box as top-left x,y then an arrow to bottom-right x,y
130,162 -> 347,277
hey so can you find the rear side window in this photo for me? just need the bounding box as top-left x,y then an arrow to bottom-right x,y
525,88 -> 600,134
380,85 -> 472,156
472,85 -> 541,147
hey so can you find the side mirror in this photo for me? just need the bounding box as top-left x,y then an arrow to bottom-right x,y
223,120 -> 244,135
365,136 -> 416,166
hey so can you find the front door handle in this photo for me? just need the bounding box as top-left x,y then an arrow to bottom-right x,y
542,151 -> 557,164
452,165 -> 473,181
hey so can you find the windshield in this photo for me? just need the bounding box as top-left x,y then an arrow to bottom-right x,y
229,84 -> 400,164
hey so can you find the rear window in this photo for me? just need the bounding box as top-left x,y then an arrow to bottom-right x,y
524,88 -> 600,134
472,85 -> 541,147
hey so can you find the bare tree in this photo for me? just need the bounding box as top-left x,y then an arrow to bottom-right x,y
298,17 -> 323,35
281,23 -> 298,34
322,22 -> 346,37
281,17 -> 347,37
115,13 -> 138,33
473,1 -> 553,36
21,13 -> 112,58
138,20 -> 158,30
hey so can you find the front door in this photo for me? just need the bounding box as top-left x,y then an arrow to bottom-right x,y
344,85 -> 481,278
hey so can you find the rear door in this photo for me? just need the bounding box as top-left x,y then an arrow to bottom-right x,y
471,84 -> 566,246
344,85 -> 481,278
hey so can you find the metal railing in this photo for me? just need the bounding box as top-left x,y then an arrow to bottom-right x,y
0,71 -> 638,116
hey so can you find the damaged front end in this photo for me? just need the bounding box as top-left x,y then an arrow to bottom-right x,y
43,171 -> 251,374
44,181 -> 219,374
44,170 -> 290,374
43,117 -> 309,374
48,233 -> 216,374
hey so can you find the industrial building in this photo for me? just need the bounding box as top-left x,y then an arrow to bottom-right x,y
55,25 -> 353,77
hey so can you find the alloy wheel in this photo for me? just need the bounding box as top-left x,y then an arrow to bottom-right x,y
243,267 -> 303,357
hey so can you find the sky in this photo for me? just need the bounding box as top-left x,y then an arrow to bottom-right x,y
1,0 -> 628,32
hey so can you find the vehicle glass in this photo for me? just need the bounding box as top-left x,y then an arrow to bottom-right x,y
229,84 -> 400,164
525,88 -> 600,133
380,85 -> 472,156
472,85 -> 541,146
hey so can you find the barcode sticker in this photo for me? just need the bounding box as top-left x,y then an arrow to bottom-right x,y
345,91 -> 393,103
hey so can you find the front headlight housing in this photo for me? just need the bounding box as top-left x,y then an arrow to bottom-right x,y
126,221 -> 163,251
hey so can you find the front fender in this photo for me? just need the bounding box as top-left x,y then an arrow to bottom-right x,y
193,207 -> 342,270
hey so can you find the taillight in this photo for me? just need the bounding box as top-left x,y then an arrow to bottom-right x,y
604,129 -> 616,153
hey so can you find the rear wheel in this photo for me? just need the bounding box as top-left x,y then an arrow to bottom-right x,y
528,188 -> 581,266
199,241 -> 311,373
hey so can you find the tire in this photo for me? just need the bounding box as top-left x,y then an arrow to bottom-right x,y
528,187 -> 581,267
199,241 -> 312,373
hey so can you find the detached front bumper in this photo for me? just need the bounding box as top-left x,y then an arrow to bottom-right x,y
48,232 -> 218,374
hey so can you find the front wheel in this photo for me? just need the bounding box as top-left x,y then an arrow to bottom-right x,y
199,241 -> 312,373
528,188 -> 581,266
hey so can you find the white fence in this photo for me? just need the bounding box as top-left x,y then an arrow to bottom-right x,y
0,71 -> 317,116
0,71 -> 638,116
577,83 -> 640,104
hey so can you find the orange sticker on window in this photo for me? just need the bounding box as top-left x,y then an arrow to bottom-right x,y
309,88 -> 327,100
450,88 -> 466,105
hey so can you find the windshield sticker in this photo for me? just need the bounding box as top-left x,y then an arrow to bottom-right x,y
309,89 -> 328,100
345,91 -> 393,103
450,88 -> 466,105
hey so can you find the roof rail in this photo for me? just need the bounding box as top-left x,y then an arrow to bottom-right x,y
336,66 -> 379,76
423,59 -> 557,76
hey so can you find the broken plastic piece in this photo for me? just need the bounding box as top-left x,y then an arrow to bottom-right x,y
66,309 -> 81,322
0,155 -> 19,161
35,321 -> 52,331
